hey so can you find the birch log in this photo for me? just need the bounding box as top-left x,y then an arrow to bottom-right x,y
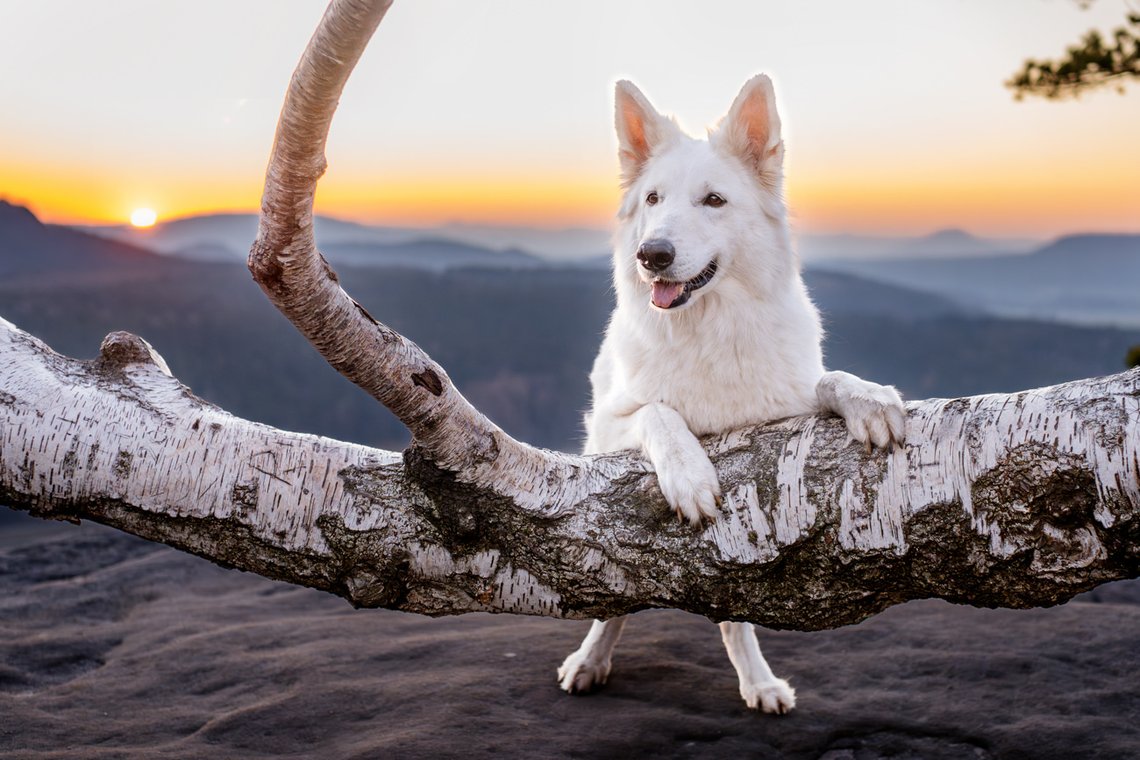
2,317 -> 1138,630
3,0 -> 1139,629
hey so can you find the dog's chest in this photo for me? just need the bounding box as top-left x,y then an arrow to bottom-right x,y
615,315 -> 821,435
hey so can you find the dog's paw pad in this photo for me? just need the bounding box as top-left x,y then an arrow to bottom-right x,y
741,679 -> 796,714
557,652 -> 611,695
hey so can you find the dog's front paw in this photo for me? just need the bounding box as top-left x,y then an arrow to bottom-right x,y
655,450 -> 721,526
818,371 -> 905,453
740,678 -> 796,714
557,650 -> 611,694
842,384 -> 905,453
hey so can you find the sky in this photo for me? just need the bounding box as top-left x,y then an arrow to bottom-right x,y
0,0 -> 1137,238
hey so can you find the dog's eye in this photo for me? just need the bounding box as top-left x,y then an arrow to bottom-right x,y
646,191 -> 659,206
703,193 -> 726,208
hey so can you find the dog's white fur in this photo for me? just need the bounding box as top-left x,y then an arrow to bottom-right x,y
556,75 -> 906,714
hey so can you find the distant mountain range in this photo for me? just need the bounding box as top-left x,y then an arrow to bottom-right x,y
322,239 -> 544,271
3,199 -> 1137,453
74,212 -> 1046,267
796,228 -> 1042,261
818,233 -> 1140,327
74,212 -> 613,265
64,205 -> 1140,326
0,200 -> 161,282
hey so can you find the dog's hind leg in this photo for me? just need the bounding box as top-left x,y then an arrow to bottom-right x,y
557,617 -> 628,694
718,621 -> 796,714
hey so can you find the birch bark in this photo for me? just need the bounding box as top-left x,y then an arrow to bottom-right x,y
3,0 -> 1137,628
2,318 -> 1137,629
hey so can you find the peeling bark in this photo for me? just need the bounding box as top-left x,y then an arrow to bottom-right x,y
3,317 -> 1138,629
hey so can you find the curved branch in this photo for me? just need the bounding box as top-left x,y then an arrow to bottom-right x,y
247,0 -> 585,518
2,318 -> 1138,629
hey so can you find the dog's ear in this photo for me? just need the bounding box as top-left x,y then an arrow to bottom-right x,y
714,74 -> 783,185
615,80 -> 679,186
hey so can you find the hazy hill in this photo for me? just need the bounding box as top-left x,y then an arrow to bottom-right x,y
0,200 -> 159,280
801,270 -> 963,320
76,213 -> 612,264
77,213 -> 545,271
75,212 -> 411,261
797,228 -> 1040,262
815,233 -> 1140,326
321,239 -> 543,271
74,211 -> 1047,267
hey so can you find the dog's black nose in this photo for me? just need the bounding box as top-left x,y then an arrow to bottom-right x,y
636,239 -> 675,272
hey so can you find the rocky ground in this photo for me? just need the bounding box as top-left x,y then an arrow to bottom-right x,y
2,512 -> 1138,759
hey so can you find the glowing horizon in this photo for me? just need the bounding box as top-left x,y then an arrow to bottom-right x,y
9,163 -> 1138,240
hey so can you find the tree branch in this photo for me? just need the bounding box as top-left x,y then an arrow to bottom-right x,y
3,317 -> 1138,629
246,0 -> 586,520
1007,12 -> 1140,99
3,0 -> 1138,632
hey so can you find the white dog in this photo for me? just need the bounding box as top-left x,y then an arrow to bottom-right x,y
556,75 -> 906,714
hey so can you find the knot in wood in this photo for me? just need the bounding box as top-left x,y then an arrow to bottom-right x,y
98,332 -> 172,376
411,369 -> 443,396
972,441 -> 1104,571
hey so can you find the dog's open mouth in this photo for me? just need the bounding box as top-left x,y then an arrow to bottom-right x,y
650,260 -> 718,310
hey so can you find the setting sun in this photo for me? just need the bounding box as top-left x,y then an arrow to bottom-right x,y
130,208 -> 157,228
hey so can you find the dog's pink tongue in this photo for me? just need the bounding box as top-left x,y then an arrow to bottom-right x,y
651,281 -> 684,308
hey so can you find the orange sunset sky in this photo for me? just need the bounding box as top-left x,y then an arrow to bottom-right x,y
1,0 -> 1137,238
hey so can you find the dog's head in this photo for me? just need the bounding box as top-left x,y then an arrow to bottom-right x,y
612,75 -> 792,314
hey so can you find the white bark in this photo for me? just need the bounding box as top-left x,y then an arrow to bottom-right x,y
3,0 -> 1138,628
2,317 -> 1138,628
